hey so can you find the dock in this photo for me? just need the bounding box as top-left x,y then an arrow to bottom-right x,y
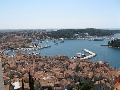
101,44 -> 108,46
73,49 -> 96,60
17,45 -> 51,51
72,49 -> 96,60
82,49 -> 96,60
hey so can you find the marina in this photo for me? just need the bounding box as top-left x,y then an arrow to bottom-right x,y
7,33 -> 120,68
83,49 -> 96,59
72,49 -> 96,60
93,38 -> 104,41
38,39 -> 120,68
1,0 -> 120,89
2,44 -> 51,54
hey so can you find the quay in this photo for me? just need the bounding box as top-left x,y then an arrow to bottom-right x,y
101,44 -> 108,46
74,49 -> 96,60
82,49 -> 96,60
15,45 -> 51,52
73,49 -> 96,60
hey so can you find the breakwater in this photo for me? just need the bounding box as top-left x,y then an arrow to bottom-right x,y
74,49 -> 96,60
83,49 -> 96,59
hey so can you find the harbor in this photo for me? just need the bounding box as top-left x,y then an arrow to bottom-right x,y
2,44 -> 51,55
0,1 -> 120,89
4,36 -> 120,69
17,44 -> 51,51
36,39 -> 120,68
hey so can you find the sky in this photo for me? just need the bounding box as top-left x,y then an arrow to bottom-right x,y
0,0 -> 120,29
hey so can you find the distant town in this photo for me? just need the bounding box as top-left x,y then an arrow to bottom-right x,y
0,28 -> 120,90
0,28 -> 120,50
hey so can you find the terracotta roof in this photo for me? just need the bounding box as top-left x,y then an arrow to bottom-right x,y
114,83 -> 120,90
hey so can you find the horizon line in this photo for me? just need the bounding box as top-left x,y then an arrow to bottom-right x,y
0,28 -> 120,30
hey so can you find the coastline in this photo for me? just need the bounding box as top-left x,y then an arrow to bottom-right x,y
5,39 -> 120,69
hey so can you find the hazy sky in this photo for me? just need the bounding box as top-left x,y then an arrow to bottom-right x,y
0,0 -> 120,29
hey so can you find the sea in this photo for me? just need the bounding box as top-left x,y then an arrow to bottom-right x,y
9,34 -> 120,68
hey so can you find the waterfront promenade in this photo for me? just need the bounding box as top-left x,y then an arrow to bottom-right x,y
0,58 -> 4,90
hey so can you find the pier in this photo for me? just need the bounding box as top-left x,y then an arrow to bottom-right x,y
101,44 -> 108,46
72,49 -> 96,60
82,49 -> 96,60
74,49 -> 96,60
16,45 -> 51,51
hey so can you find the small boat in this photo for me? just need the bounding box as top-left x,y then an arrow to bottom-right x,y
60,38 -> 64,43
40,41 -> 42,43
73,53 -> 86,59
93,38 -> 104,41
88,38 -> 94,41
60,40 -> 64,43
55,42 -> 58,45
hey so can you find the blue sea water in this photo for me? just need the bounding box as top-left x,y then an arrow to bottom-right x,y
35,34 -> 120,68
35,39 -> 119,68
8,34 -> 120,68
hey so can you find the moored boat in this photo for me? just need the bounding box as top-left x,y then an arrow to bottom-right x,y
93,38 -> 104,41
60,38 -> 64,43
72,53 -> 86,59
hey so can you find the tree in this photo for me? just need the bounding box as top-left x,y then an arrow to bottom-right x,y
108,39 -> 120,47
29,71 -> 35,90
22,79 -> 24,90
74,65 -> 82,72
31,77 -> 35,90
78,81 -> 94,90
29,71 -> 31,89
9,80 -> 14,90
36,79 -> 42,90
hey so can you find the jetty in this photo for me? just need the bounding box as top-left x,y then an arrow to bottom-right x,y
16,45 -> 51,51
83,49 -> 96,59
101,44 -> 108,46
73,49 -> 96,60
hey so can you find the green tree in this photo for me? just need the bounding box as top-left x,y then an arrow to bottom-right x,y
22,79 -> 24,90
29,71 -> 35,90
78,81 -> 94,90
